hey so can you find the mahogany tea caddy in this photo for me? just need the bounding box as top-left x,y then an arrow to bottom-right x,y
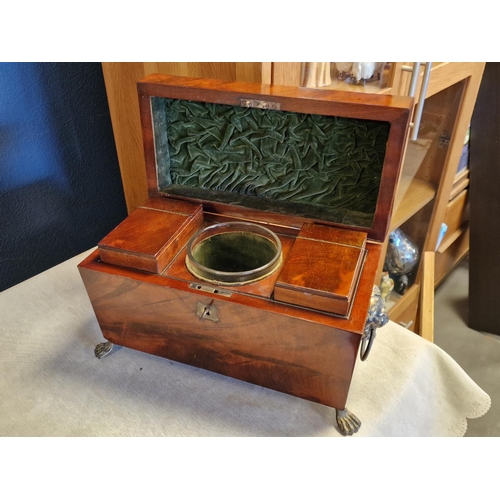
79,74 -> 413,435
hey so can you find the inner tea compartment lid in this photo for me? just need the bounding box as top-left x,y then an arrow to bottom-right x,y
98,198 -> 203,274
274,223 -> 367,317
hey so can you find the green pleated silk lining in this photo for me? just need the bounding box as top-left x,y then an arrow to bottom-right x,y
152,97 -> 390,228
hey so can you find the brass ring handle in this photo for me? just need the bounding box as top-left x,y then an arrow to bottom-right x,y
360,327 -> 376,361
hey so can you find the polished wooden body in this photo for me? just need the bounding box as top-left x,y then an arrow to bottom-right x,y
275,224 -> 367,316
79,74 -> 412,412
79,242 -> 381,409
98,198 -> 203,273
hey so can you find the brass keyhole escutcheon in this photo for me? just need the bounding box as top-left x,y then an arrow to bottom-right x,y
196,301 -> 220,323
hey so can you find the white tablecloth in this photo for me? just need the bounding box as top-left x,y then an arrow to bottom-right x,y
0,250 -> 491,436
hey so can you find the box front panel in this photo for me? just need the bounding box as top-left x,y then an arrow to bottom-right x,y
80,264 -> 360,409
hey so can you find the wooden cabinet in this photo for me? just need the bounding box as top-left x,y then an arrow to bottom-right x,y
101,62 -> 485,339
382,63 -> 483,336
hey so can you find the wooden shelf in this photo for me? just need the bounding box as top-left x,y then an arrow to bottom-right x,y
390,175 -> 436,232
437,226 -> 466,253
310,63 -> 478,101
454,167 -> 469,184
385,283 -> 420,330
435,225 -> 470,287
449,176 -> 469,200
385,282 -> 419,311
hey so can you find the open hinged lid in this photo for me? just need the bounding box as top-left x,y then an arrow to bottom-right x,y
138,74 -> 413,242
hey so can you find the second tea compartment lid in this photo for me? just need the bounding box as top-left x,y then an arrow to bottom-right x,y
274,223 -> 367,317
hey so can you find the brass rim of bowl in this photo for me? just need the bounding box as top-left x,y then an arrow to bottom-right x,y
185,222 -> 283,286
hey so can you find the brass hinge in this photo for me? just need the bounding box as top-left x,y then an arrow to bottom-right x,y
240,99 -> 281,111
189,282 -> 232,297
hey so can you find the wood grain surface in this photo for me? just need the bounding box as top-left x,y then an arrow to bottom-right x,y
274,224 -> 367,316
101,63 -> 149,213
79,260 -> 359,409
79,238 -> 381,409
298,223 -> 367,248
98,199 -> 203,273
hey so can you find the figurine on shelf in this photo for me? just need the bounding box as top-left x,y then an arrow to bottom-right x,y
335,62 -> 353,80
392,273 -> 409,295
374,62 -> 387,80
300,63 -> 332,88
351,62 -> 387,85
379,271 -> 394,300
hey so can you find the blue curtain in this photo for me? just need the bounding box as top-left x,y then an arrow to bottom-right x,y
0,63 -> 127,291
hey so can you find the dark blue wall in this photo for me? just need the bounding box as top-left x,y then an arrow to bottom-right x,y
0,63 -> 127,291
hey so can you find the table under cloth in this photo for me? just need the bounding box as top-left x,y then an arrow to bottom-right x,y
0,250 -> 491,437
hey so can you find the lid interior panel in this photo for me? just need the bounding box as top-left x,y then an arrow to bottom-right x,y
151,96 -> 391,229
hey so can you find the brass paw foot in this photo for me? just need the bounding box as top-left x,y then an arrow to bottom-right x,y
94,341 -> 113,359
336,408 -> 361,436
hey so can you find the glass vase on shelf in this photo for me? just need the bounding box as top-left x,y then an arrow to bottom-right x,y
384,228 -> 420,296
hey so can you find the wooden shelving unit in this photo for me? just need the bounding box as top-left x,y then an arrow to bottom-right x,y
355,62 -> 484,337
390,176 -> 436,232
438,227 -> 466,254
449,174 -> 470,200
384,284 -> 420,329
382,63 -> 484,335
437,187 -> 469,253
435,225 -> 470,287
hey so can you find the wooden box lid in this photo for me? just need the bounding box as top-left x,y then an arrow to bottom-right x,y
274,223 -> 367,316
98,198 -> 203,274
137,74 -> 412,243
